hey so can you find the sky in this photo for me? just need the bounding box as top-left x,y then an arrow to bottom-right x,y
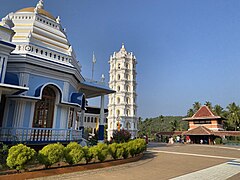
1,0 -> 240,119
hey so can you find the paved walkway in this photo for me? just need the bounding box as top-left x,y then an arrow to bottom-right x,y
172,159 -> 240,180
32,143 -> 240,180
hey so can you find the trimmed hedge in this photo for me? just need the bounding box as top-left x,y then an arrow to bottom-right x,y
7,144 -> 36,170
108,143 -> 124,160
38,143 -> 64,168
64,142 -> 84,165
93,143 -> 109,162
5,139 -> 147,170
82,146 -> 95,164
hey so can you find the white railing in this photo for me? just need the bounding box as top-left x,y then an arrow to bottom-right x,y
0,127 -> 82,143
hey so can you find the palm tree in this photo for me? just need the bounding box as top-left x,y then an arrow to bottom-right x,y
170,120 -> 180,131
193,102 -> 201,113
213,104 -> 223,116
226,102 -> 240,131
205,101 -> 213,110
187,108 -> 195,117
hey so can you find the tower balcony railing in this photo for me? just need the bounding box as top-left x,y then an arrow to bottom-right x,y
0,127 -> 82,144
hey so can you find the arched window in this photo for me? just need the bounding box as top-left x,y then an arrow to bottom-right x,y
91,117 -> 94,123
126,85 -> 130,92
116,109 -> 120,116
127,97 -> 130,104
126,63 -> 129,69
118,63 -> 121,69
117,74 -> 120,80
110,122 -> 113,128
32,86 -> 56,128
87,117 -> 90,122
127,109 -> 130,116
117,97 -> 120,104
126,121 -> 131,130
117,86 -> 120,92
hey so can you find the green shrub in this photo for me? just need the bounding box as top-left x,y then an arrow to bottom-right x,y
108,143 -> 124,160
215,137 -> 222,144
7,144 -> 36,170
82,146 -> 95,164
128,139 -> 146,157
122,143 -> 129,159
0,143 -> 9,170
38,143 -> 64,168
64,142 -> 84,165
94,143 -> 109,162
112,129 -> 131,143
128,140 -> 137,157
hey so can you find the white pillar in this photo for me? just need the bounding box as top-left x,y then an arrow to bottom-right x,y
98,95 -> 105,142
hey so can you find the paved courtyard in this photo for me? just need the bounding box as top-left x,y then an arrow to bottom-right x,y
33,143 -> 240,180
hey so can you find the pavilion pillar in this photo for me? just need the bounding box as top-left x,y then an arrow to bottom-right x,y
98,95 -> 105,142
79,109 -> 85,135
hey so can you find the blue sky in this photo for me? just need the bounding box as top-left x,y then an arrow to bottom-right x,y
2,0 -> 240,119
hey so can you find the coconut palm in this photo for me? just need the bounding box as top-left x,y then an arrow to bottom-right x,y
193,102 -> 201,113
226,102 -> 240,131
187,108 -> 194,117
213,104 -> 224,116
204,101 -> 213,110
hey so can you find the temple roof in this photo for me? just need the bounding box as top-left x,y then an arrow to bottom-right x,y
183,126 -> 213,135
183,106 -> 223,121
17,7 -> 55,20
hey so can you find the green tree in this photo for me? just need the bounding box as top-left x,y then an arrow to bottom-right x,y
204,101 -> 213,110
226,102 -> 240,131
213,104 -> 224,116
193,102 -> 201,112
187,108 -> 194,117
170,119 -> 180,131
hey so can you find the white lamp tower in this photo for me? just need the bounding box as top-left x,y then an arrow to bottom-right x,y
107,44 -> 138,140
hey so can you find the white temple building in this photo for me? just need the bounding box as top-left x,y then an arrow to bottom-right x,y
0,0 -> 114,144
107,44 -> 138,140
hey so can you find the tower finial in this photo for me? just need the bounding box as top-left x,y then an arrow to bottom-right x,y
36,0 -> 44,9
56,16 -> 61,24
121,43 -> 126,51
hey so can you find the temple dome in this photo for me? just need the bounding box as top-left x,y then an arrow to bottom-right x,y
17,7 -> 55,20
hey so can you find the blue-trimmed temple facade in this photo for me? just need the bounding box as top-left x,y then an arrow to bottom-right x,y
0,0 -> 114,144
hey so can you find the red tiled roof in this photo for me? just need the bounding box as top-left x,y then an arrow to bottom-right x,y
193,106 -> 214,118
183,106 -> 223,121
213,131 -> 240,136
183,126 -> 213,135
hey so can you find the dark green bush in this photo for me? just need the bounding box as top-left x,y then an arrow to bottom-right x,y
82,146 -> 95,164
38,143 -> 64,168
128,139 -> 147,157
108,143 -> 123,160
7,144 -> 36,170
215,137 -> 222,144
112,129 -> 131,143
0,143 -> 9,170
128,140 -> 137,157
94,143 -> 108,162
64,142 -> 84,165
122,142 -> 129,159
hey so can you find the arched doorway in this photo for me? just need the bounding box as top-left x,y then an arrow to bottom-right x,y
32,86 -> 56,128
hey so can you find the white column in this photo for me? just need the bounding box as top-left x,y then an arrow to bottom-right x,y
98,95 -> 105,142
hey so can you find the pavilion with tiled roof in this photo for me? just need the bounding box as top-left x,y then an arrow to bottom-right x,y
156,106 -> 240,144
182,106 -> 225,132
182,106 -> 240,144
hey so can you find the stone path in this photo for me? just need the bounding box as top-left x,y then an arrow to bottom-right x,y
171,159 -> 240,180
